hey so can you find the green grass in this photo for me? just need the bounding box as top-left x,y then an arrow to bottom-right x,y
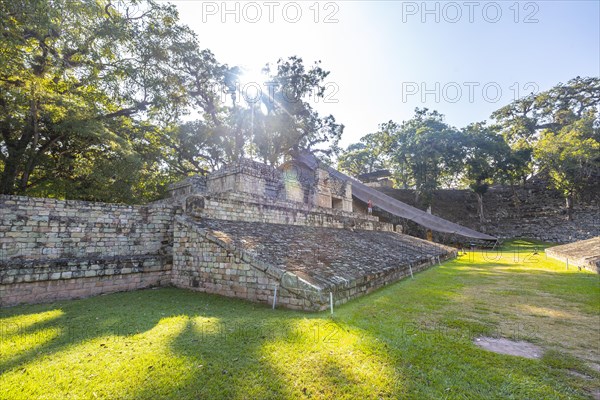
1,240 -> 599,399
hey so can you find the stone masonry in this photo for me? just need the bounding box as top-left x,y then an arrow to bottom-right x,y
172,216 -> 454,310
545,237 -> 600,273
0,196 -> 176,306
1,158 -> 457,309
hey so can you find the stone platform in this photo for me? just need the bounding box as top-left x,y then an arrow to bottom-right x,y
173,216 -> 456,310
545,237 -> 600,273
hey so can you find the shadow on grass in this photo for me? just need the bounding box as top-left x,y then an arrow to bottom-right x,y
1,240 -> 597,399
1,288 -> 357,399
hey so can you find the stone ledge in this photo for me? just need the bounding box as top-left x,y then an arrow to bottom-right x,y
0,254 -> 172,285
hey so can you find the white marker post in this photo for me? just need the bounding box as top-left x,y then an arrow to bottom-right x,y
329,292 -> 334,315
566,258 -> 569,270
409,264 -> 414,279
273,286 -> 278,309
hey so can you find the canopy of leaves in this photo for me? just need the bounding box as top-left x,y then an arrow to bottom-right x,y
384,109 -> 465,207
0,0 -> 225,201
247,57 -> 344,166
337,133 -> 388,177
535,110 -> 600,198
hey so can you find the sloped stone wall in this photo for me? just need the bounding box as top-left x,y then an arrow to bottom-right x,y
545,237 -> 600,273
172,215 -> 456,311
172,217 -> 317,310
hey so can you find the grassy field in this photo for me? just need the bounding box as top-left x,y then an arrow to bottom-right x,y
1,240 -> 599,399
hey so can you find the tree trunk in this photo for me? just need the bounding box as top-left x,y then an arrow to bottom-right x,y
476,193 -> 485,223
565,194 -> 573,221
18,97 -> 41,193
510,183 -> 521,209
0,154 -> 20,195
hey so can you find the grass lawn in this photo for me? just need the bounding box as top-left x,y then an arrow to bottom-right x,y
1,240 -> 599,399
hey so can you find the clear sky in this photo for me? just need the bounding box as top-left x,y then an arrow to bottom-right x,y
169,0 -> 600,147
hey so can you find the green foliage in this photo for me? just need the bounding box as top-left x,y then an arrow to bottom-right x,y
339,77 -> 598,213
337,133 -> 388,176
491,77 -> 600,185
1,0 -> 595,208
249,57 -> 344,165
492,77 -> 600,214
460,122 -> 507,193
535,111 -> 600,202
0,0 -> 225,202
458,122 -> 511,221
381,109 -> 465,207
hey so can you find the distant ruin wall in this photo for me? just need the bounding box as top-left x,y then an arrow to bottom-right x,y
0,195 -> 177,306
377,182 -> 599,243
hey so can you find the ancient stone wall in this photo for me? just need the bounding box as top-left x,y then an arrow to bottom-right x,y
172,217 -> 318,310
545,237 -> 600,273
172,215 -> 456,311
206,159 -> 284,200
0,195 -> 177,306
186,191 -> 393,231
167,176 -> 207,198
171,159 -> 354,213
377,181 -> 599,243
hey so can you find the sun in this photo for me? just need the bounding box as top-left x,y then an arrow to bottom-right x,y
239,66 -> 269,86
238,66 -> 271,112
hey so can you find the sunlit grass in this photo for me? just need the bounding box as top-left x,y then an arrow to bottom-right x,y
1,240 -> 598,399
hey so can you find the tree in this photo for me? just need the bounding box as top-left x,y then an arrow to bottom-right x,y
0,0 -> 224,200
491,76 -> 600,182
388,109 -> 464,209
492,76 -> 600,216
535,110 -> 600,220
337,133 -> 388,176
249,57 -> 344,165
460,122 -> 510,222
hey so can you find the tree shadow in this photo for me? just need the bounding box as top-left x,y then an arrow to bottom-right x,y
130,313 -> 302,399
0,288 -> 318,399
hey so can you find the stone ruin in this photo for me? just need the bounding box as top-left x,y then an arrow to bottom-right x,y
0,158 -> 456,310
545,237 -> 600,273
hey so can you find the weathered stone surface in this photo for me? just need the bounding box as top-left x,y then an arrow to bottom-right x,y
1,158 -> 457,310
171,215 -> 455,310
0,195 -> 177,263
545,237 -> 600,273
377,181 -> 599,243
197,218 -> 452,289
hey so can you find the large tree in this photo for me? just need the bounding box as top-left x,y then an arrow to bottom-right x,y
389,109 -> 465,209
459,122 -> 510,222
534,110 -> 600,220
491,77 -> 600,180
248,57 -> 344,165
492,77 -> 600,215
337,132 -> 389,177
0,0 -> 224,200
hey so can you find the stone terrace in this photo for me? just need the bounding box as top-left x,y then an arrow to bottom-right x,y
545,237 -> 600,273
172,216 -> 456,310
201,219 -> 451,288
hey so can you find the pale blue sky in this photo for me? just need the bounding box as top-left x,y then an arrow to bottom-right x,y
171,0 -> 600,147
